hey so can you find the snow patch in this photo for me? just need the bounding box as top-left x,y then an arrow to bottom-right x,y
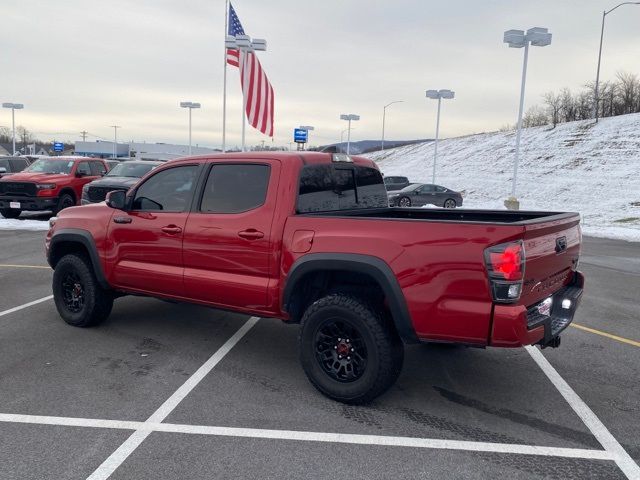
366,113 -> 640,243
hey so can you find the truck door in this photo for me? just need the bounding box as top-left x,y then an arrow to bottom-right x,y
107,164 -> 199,297
182,160 -> 279,309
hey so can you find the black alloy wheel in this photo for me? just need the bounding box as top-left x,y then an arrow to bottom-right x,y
61,271 -> 85,313
313,318 -> 367,383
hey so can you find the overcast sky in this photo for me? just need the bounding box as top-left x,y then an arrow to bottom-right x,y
2,0 -> 639,149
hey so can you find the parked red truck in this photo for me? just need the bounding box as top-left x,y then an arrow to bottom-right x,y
45,152 -> 584,403
0,156 -> 108,218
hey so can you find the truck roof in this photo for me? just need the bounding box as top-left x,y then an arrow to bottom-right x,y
167,152 -> 379,169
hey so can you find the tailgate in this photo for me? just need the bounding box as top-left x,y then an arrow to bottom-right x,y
519,213 -> 581,307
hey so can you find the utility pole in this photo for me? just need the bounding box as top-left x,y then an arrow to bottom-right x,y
110,125 -> 120,158
80,130 -> 88,142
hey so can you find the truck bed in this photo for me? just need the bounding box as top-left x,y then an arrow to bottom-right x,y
302,207 -> 578,225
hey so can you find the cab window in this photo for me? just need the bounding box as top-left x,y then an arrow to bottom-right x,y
200,164 -> 270,214
76,162 -> 91,176
132,165 -> 198,212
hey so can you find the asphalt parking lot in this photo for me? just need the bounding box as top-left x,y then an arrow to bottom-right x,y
0,230 -> 638,480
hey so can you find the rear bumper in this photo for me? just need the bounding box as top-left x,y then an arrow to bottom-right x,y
0,196 -> 58,211
491,271 -> 585,348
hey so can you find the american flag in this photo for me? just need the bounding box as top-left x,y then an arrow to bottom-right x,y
226,3 -> 274,137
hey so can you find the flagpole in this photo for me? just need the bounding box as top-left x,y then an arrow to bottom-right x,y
241,50 -> 247,152
222,0 -> 229,152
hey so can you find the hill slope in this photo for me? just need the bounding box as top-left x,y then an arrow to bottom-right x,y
365,113 -> 640,242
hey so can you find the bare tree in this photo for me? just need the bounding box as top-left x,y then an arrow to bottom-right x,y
543,91 -> 562,127
615,71 -> 640,114
0,126 -> 11,144
522,105 -> 549,128
559,88 -> 576,122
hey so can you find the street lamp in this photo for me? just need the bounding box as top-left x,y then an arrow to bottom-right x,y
225,34 -> 267,152
503,27 -> 552,207
594,2 -> 640,122
299,125 -> 314,149
425,90 -> 454,184
381,101 -> 403,152
2,102 -> 24,155
340,114 -> 360,155
180,101 -> 201,155
109,125 -> 120,158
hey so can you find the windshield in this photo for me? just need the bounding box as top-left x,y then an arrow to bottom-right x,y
397,183 -> 421,193
25,159 -> 74,174
107,162 -> 157,178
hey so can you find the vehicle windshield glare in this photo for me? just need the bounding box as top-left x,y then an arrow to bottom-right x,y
107,162 -> 157,178
25,159 -> 74,174
398,183 -> 421,192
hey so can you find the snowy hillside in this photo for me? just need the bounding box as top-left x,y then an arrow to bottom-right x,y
366,113 -> 640,242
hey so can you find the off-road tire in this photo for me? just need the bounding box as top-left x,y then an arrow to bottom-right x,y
53,193 -> 75,215
0,208 -> 21,219
299,294 -> 404,404
53,253 -> 113,327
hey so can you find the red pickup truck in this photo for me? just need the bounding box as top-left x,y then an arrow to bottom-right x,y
45,152 -> 584,403
0,156 -> 108,218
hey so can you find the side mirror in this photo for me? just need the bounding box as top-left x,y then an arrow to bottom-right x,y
106,190 -> 126,210
0,167 -> 6,174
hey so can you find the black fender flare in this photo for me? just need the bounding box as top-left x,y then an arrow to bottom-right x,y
48,228 -> 110,289
283,253 -> 418,343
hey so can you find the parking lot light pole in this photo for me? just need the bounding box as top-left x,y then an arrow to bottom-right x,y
299,125 -> 314,150
594,2 -> 640,122
504,28 -> 552,206
225,34 -> 267,152
180,102 -> 201,155
340,114 -> 360,155
2,102 -> 24,155
425,90 -> 454,184
381,101 -> 403,152
109,125 -> 120,159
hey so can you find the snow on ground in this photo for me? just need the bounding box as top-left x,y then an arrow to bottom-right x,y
0,212 -> 51,231
366,113 -> 640,243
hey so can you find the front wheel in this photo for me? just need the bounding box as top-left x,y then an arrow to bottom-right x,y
398,196 -> 411,207
0,208 -> 21,219
299,294 -> 404,404
54,193 -> 75,215
443,198 -> 457,209
53,253 -> 113,327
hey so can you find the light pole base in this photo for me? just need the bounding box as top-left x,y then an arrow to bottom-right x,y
504,197 -> 520,211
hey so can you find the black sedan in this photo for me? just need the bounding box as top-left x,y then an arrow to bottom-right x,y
388,183 -> 463,208
81,160 -> 162,205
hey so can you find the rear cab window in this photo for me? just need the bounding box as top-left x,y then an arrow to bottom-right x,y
297,164 -> 388,213
199,164 -> 270,214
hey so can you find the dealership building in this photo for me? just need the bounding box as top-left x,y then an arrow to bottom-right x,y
74,141 -> 219,161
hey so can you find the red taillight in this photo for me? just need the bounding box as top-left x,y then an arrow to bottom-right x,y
484,241 -> 525,303
488,243 -> 523,281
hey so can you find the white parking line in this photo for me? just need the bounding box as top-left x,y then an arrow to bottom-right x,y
0,412 -> 615,461
0,295 -> 53,318
85,316 -> 260,480
526,345 -> 640,479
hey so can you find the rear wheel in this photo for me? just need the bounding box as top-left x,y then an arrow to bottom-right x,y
444,198 -> 456,209
299,294 -> 404,404
53,253 -> 113,327
398,197 -> 411,207
0,208 -> 21,219
53,193 -> 75,215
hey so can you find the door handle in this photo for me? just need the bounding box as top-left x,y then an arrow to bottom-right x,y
161,225 -> 183,235
113,216 -> 132,224
238,229 -> 264,240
